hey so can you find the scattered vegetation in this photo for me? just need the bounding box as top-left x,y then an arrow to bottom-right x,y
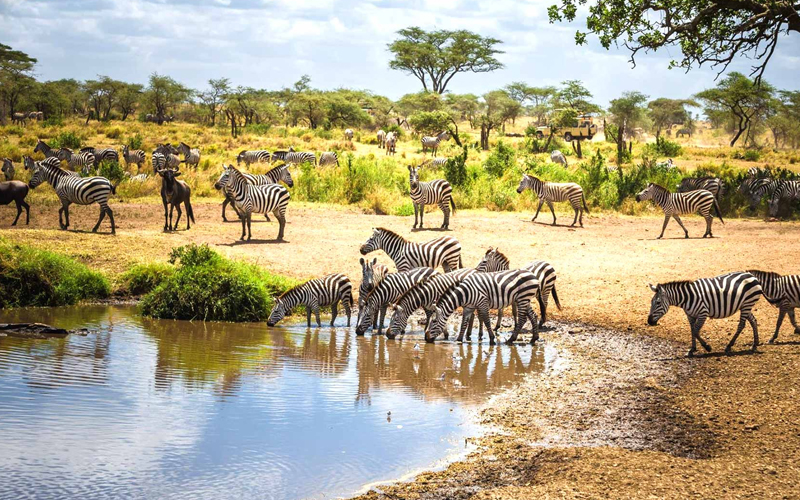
116,262 -> 175,296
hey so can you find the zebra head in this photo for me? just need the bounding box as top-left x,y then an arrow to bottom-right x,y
278,166 -> 294,188
34,139 -> 50,155
768,190 -> 782,218
359,228 -> 382,255
635,183 -> 655,202
23,155 -> 36,171
355,298 -> 375,335
267,298 -> 288,327
236,150 -> 247,166
122,145 -> 129,155
424,306 -> 449,342
1,158 -> 13,180
516,174 -> 534,194
214,165 -> 231,191
476,247 -> 509,272
387,304 -> 407,339
56,147 -> 73,161
28,161 -> 46,189
408,165 -> 420,190
647,284 -> 670,326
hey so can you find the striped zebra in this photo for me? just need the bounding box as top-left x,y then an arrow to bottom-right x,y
476,247 -> 561,327
677,177 -> 724,200
24,155 -> 78,175
28,157 -> 116,234
517,174 -> 589,227
272,148 -> 316,165
768,180 -> 800,217
428,157 -> 447,168
267,273 -> 353,327
426,270 -> 540,345
358,257 -> 390,329
355,267 -> 439,335
57,148 -> 95,175
237,150 -> 271,166
34,139 -> 59,158
177,142 -> 201,169
636,183 -> 724,239
81,147 -> 119,165
377,130 -> 386,149
748,270 -> 800,343
656,158 -> 675,170
550,150 -> 568,167
421,131 -> 450,156
387,268 -> 477,340
319,152 -> 339,167
122,145 -> 146,171
127,173 -> 149,182
344,129 -> 354,141
152,144 -> 181,172
2,158 -> 15,181
647,272 -> 763,356
214,165 -> 293,222
223,164 -> 290,240
408,165 -> 455,229
359,227 -> 462,272
385,132 -> 396,155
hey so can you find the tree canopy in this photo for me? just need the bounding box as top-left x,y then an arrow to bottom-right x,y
647,98 -> 697,137
695,72 -> 774,146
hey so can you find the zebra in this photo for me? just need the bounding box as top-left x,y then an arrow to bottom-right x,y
768,180 -> 800,217
377,130 -> 386,149
476,247 -> 561,327
80,147 -> 119,165
344,129 -> 354,141
24,155 -> 78,176
28,111 -> 43,121
550,150 -> 568,167
429,157 -> 448,168
319,152 -> 339,167
272,148 -> 316,165
355,267 -> 439,335
385,132 -> 397,155
127,173 -> 149,182
2,158 -> 15,180
677,177 -> 725,200
647,272 -> 763,356
387,268 -> 477,340
267,274 -> 353,327
152,144 -> 181,172
517,174 -> 589,227
223,164 -> 290,240
656,158 -> 676,170
27,157 -> 116,234
359,227 -> 462,273
426,270 -> 540,345
738,176 -> 778,209
121,145 -> 146,171
177,142 -> 200,169
214,164 -> 293,222
237,150 -> 271,166
421,131 -> 450,156
358,257 -> 390,329
57,148 -> 96,175
636,183 -> 724,239
408,165 -> 456,229
34,139 -> 59,158
11,112 -> 26,126
747,270 -> 800,343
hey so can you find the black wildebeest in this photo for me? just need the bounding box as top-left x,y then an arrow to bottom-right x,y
0,173 -> 30,226
158,168 -> 195,231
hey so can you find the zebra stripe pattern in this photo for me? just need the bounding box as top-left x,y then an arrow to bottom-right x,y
28,157 -> 116,233
214,165 -> 293,222
677,177 -> 724,200
377,130 -> 386,149
426,270 -> 540,345
237,150 -> 271,166
128,173 -> 148,182
177,142 -> 201,169
267,273 -> 353,327
768,180 -> 800,217
647,272 -> 763,356
57,148 -> 95,175
408,165 -> 455,229
421,131 -> 450,156
224,164 -> 290,240
517,174 -> 589,227
319,152 -> 339,167
636,183 -> 723,238
359,227 -> 462,273
122,145 -> 146,170
358,257 -> 390,329
355,267 -> 439,335
739,176 -> 778,209
81,147 -> 119,165
272,149 -> 316,165
154,144 -> 181,171
747,270 -> 800,343
34,139 -> 59,158
430,158 -> 447,168
2,158 -> 15,181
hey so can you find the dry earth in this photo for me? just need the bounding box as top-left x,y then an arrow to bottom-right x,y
3,199 -> 800,498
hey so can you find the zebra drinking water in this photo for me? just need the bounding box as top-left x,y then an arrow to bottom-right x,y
408,165 -> 455,229
517,174 -> 589,227
747,270 -> 800,343
358,257 -> 390,329
647,272 -> 763,356
268,274 -> 353,327
421,131 -> 450,156
223,164 -> 290,241
635,183 -> 723,238
359,227 -> 462,272
237,150 -> 271,166
177,142 -> 201,169
355,267 -> 439,336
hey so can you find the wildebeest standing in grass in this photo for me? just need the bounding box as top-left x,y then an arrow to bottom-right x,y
157,169 -> 195,231
0,178 -> 30,226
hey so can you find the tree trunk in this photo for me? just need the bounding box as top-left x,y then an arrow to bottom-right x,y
480,124 -> 491,150
544,133 -> 554,151
574,139 -> 582,159
617,123 -> 625,166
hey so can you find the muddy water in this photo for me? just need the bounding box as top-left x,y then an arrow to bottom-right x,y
0,306 -> 554,500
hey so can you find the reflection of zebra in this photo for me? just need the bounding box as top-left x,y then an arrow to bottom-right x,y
768,180 -> 800,217
359,227 -> 461,272
408,165 -> 455,229
122,145 -> 146,170
223,165 -> 290,240
550,150 -> 567,167
355,267 -> 439,335
677,177 -> 724,200
385,132 -> 396,155
647,272 -> 763,356
237,150 -> 271,166
319,152 -> 339,167
358,257 -> 390,330
421,131 -> 450,156
636,183 -> 723,238
267,273 -> 353,327
517,174 -> 589,227
748,270 -> 800,343
344,129 -> 354,140
177,142 -> 200,169
2,158 -> 15,180
57,148 -> 95,174
377,130 -> 386,149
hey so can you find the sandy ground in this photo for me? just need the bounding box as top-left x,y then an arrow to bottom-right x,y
3,199 -> 800,498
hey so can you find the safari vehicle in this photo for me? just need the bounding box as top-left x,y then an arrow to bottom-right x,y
535,114 -> 598,142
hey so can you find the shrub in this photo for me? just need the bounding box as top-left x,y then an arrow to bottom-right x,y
643,136 -> 682,157
385,124 -> 404,138
0,238 -> 110,308
443,146 -> 469,188
19,136 -> 36,148
733,149 -> 762,161
43,116 -> 64,127
5,126 -> 24,136
484,140 -> 516,178
52,131 -> 82,149
117,262 -> 175,296
127,133 -> 144,150
97,160 -> 125,184
105,127 -> 123,139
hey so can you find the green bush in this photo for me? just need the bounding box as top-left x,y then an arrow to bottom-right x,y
127,133 -> 144,150
5,126 -> 24,136
484,140 -> 516,178
246,123 -> 273,136
444,146 -> 469,188
733,149 -> 762,161
51,131 -> 82,149
43,116 -> 64,127
0,238 -> 110,308
105,127 -> 123,139
139,244 -> 298,322
644,136 -> 682,157
117,262 -> 175,296
97,160 -> 125,184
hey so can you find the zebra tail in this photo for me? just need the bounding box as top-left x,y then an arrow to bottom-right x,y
458,255 -> 463,269
551,285 -> 562,311
450,196 -> 456,215
713,198 -> 724,224
186,199 -> 196,223
582,193 -> 590,214
110,182 -> 117,195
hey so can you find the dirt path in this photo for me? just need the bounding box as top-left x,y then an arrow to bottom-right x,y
3,200 -> 800,497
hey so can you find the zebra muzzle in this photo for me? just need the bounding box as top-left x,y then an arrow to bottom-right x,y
647,315 -> 658,326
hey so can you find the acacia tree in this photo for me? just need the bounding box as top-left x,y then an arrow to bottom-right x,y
695,72 -> 774,146
608,91 -> 649,165
478,90 -> 518,150
197,78 -> 230,126
549,0 -> 799,82
116,83 -> 142,121
647,98 -> 697,138
143,73 -> 191,124
388,27 -> 503,93
0,44 -> 37,122
505,83 -> 557,125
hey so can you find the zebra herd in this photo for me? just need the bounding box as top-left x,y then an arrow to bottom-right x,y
11,112 -> 44,125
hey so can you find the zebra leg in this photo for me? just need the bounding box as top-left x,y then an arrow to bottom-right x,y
58,207 -> 65,229
546,201 -> 557,225
686,314 -> 711,356
344,299 -> 352,327
92,204 -> 107,233
221,197 -> 230,222
769,308 -> 787,343
672,215 -> 689,238
440,201 -> 449,229
725,313 -> 750,353
457,310 -> 474,342
330,301 -> 338,326
657,215 -> 670,239
788,309 -> 800,335
419,204 -> 425,228
314,306 -> 322,327
532,199 -> 544,222
413,203 -> 419,228
527,306 -> 540,344
240,213 -> 247,240
478,306 -> 495,345
107,206 -> 116,235
571,204 -> 580,227
702,215 -> 713,238
747,313 -> 759,352
378,306 -> 387,334
246,213 -> 253,240
63,204 -> 71,229
495,307 -> 503,331
306,307 -> 312,327
274,210 -> 286,241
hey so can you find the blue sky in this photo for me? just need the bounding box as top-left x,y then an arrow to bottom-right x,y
1,0 -> 798,107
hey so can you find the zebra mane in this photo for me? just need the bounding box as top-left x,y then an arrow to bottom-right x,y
277,281 -> 308,300
657,280 -> 693,289
747,269 -> 781,279
648,183 -> 670,193
374,227 -> 404,241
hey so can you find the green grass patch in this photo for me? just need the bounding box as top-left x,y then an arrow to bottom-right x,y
116,262 -> 176,296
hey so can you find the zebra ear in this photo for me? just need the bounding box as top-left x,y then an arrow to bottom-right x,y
648,283 -> 658,292
407,165 -> 412,172
359,257 -> 365,266
371,258 -> 377,266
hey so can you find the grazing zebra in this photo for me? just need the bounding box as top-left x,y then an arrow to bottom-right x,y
214,165 -> 293,222
408,165 -> 455,229
237,150 -> 271,166
677,177 -> 724,200
272,148 -> 316,165
127,173 -> 149,182
550,150 -> 568,167
740,177 -> 779,209
768,180 -> 800,217
223,164 -> 290,240
747,270 -> 800,343
385,132 -> 397,155
647,272 -> 763,356
421,131 -> 450,156
656,158 -> 676,170
344,129 -> 354,141
28,157 -> 116,234
517,174 -> 589,227
2,158 -> 15,181
429,157 -> 447,168
81,146 -> 119,165
268,274 -> 353,327
11,112 -> 26,126
319,152 -> 339,167
359,227 -> 462,273
426,270 -> 540,345
122,145 -> 146,171
34,139 -> 59,158
177,142 -> 201,169
57,148 -> 95,175
377,130 -> 386,149
636,183 -> 723,239
355,267 -> 439,335
387,268 -> 477,340
358,257 -> 390,329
